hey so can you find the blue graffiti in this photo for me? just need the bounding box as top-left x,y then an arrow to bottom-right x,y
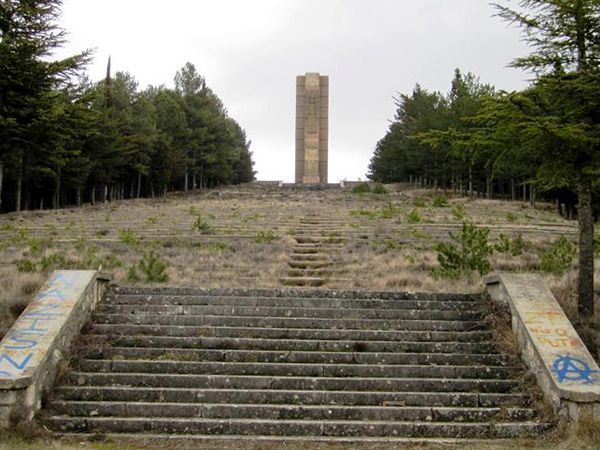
53,272 -> 83,288
19,319 -> 49,334
551,354 -> 600,384
3,335 -> 38,350
37,288 -> 68,301
0,352 -> 33,377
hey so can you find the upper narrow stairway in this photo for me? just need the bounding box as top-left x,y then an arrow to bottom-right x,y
43,286 -> 552,441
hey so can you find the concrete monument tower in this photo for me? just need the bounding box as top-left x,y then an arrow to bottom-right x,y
295,73 -> 328,184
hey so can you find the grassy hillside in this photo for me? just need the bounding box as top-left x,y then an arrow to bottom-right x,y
0,183 -> 597,353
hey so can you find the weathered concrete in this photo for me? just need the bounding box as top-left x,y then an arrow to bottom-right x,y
295,73 -> 329,185
485,272 -> 600,422
0,270 -> 111,428
44,286 -> 552,439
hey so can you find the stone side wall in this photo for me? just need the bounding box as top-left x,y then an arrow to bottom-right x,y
0,270 -> 112,428
486,273 -> 600,423
295,73 -> 328,185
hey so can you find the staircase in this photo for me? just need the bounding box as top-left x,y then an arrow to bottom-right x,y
281,217 -> 347,287
43,287 -> 552,441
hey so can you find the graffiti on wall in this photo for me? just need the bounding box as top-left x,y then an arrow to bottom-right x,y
522,309 -> 599,386
0,271 -> 93,380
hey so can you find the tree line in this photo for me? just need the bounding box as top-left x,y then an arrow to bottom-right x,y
0,0 -> 255,213
370,0 -> 599,318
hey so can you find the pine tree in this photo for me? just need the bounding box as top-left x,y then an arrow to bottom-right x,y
0,0 -> 90,211
494,0 -> 600,317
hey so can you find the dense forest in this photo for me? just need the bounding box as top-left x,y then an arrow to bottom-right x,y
0,0 -> 255,213
370,0 -> 599,317
369,68 -> 599,214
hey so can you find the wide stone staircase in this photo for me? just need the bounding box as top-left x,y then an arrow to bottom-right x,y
43,286 -> 552,441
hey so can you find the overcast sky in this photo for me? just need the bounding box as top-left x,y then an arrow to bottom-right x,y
57,0 -> 531,182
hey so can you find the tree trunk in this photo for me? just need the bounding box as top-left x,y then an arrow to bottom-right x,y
0,160 -> 3,211
511,178 -> 516,201
529,185 -> 536,207
577,176 -> 595,317
91,185 -> 96,205
184,166 -> 189,192
522,183 -> 527,202
40,197 -> 44,210
53,172 -> 61,210
468,166 -> 473,197
76,188 -> 82,207
103,184 -> 108,203
486,175 -> 492,199
137,173 -> 142,198
15,155 -> 23,212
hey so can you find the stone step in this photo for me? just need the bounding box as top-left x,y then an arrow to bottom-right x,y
286,269 -> 340,277
87,324 -> 493,342
108,294 -> 484,310
92,313 -> 489,331
288,261 -> 333,269
112,287 -> 482,302
79,348 -> 513,366
44,416 -> 550,438
84,335 -> 498,354
53,386 -> 531,408
77,360 -> 521,379
49,401 -> 537,422
289,254 -> 331,261
65,372 -> 518,393
292,247 -> 324,254
280,277 -> 329,287
87,323 -> 493,342
94,304 -> 485,321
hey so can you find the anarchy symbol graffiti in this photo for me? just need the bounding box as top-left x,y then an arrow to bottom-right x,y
551,354 -> 600,385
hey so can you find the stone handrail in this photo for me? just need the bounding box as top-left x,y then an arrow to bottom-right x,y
486,272 -> 600,422
0,270 -> 112,427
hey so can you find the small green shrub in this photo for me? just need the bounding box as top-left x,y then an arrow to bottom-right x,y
379,203 -> 401,219
494,233 -> 528,257
192,215 -> 212,234
128,248 -> 169,283
506,212 -> 517,223
26,237 -> 48,256
16,259 -> 37,273
510,233 -> 526,256
540,237 -> 575,275
146,216 -> 160,225
101,254 -> 123,270
350,209 -> 377,219
351,182 -> 371,194
372,183 -> 387,194
118,228 -> 140,248
209,242 -> 230,253
433,222 -> 492,279
406,209 -> 422,223
432,195 -> 448,208
493,233 -> 512,254
451,204 -> 466,220
40,253 -> 68,272
254,230 -> 275,243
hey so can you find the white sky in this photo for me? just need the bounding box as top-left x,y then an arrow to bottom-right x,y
57,0 -> 530,182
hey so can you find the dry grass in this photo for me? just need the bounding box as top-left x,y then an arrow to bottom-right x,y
0,183 -> 596,342
1,434 -> 600,450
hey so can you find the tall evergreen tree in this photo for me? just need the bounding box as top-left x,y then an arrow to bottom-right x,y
494,0 -> 600,317
0,0 -> 89,211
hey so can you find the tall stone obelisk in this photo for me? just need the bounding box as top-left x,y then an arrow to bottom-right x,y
295,73 -> 328,185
